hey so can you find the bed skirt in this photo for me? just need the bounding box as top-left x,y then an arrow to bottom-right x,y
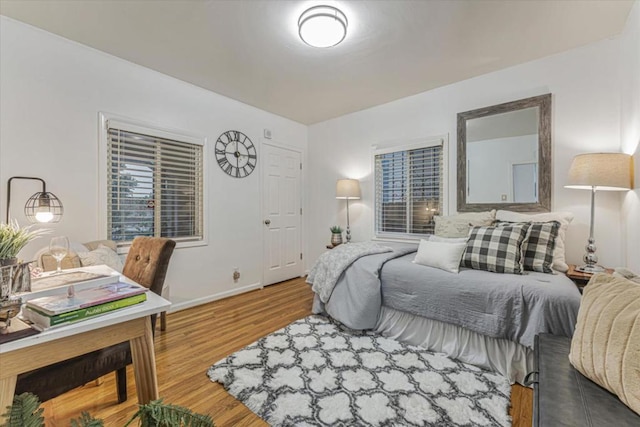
375,306 -> 533,385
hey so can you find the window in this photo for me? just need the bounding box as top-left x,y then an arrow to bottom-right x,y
106,119 -> 204,245
374,138 -> 446,238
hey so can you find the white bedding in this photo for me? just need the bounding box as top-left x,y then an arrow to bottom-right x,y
375,306 -> 533,384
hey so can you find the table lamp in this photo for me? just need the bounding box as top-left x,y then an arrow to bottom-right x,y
565,153 -> 634,273
6,176 -> 64,223
336,179 -> 361,243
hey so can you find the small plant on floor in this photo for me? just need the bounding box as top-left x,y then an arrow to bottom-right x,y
2,392 -> 43,427
2,393 -> 214,427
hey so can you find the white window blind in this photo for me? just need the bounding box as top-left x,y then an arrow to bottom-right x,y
107,122 -> 204,245
375,141 -> 444,236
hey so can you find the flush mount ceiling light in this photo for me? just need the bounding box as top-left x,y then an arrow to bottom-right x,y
298,5 -> 348,48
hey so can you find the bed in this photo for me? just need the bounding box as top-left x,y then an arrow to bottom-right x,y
308,241 -> 582,385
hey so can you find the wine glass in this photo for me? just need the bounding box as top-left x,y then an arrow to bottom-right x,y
49,236 -> 69,275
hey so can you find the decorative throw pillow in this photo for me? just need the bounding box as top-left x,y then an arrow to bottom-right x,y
428,235 -> 469,244
496,221 -> 559,273
413,239 -> 467,273
78,244 -> 124,272
461,224 -> 529,274
569,274 -> 640,415
496,210 -> 573,272
434,210 -> 496,238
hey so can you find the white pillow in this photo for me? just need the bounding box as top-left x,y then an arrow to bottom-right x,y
69,242 -> 89,254
496,210 -> 574,272
413,239 -> 467,273
429,235 -> 469,244
78,244 -> 124,272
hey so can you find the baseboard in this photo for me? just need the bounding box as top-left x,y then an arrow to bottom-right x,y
168,281 -> 263,313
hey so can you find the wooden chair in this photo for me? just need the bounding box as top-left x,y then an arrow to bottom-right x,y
15,237 -> 176,403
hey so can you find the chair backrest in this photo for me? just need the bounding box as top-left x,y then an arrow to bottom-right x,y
122,237 -> 176,296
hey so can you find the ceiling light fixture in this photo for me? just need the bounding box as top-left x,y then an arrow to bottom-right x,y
298,5 -> 348,48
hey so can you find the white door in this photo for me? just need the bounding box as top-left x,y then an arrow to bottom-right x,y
262,144 -> 302,286
512,163 -> 538,203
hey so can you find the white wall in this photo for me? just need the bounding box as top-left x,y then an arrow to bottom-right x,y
620,1 -> 640,272
0,17 -> 308,309
307,35 -> 626,269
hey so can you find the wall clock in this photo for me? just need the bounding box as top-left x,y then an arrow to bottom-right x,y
215,130 -> 257,178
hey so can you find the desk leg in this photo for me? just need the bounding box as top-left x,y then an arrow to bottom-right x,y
0,375 -> 17,414
130,318 -> 159,404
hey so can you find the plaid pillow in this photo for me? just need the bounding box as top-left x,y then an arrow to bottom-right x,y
461,224 -> 529,274
496,221 -> 560,273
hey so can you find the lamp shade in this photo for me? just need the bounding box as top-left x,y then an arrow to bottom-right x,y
336,179 -> 361,199
565,153 -> 634,191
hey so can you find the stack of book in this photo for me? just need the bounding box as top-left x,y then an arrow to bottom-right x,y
23,281 -> 147,330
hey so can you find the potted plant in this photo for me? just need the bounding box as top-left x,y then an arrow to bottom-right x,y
330,225 -> 343,246
0,221 -> 48,300
2,392 -> 215,426
0,221 -> 48,267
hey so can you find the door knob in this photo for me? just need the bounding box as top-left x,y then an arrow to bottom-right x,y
264,219 -> 271,225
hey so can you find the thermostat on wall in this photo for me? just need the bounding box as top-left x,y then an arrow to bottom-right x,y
264,129 -> 272,139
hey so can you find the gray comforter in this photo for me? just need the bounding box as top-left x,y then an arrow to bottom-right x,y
311,243 -> 581,349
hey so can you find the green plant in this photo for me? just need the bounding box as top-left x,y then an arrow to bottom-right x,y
2,392 -> 44,427
330,225 -> 343,234
70,413 -> 103,427
125,400 -> 214,427
0,221 -> 49,260
2,393 -> 214,427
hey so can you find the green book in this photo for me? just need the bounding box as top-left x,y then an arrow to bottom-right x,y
24,292 -> 147,329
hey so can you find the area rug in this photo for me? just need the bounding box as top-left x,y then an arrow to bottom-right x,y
207,315 -> 511,426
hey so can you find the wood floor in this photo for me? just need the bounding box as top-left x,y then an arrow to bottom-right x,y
39,277 -> 532,426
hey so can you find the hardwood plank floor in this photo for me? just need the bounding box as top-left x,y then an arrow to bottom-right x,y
38,277 -> 532,426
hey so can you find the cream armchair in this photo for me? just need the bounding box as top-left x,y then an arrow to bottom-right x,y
38,240 -> 121,272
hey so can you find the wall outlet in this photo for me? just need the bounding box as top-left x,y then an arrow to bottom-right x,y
501,194 -> 507,201
233,267 -> 240,283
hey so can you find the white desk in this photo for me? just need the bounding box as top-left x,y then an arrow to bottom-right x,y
0,266 -> 171,410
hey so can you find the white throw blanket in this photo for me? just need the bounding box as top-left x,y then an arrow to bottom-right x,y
307,242 -> 392,303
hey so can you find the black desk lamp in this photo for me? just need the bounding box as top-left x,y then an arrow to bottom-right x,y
6,177 -> 64,223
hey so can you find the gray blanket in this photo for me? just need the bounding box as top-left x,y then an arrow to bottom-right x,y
312,244 -> 581,349
307,242 -> 393,302
310,243 -> 418,329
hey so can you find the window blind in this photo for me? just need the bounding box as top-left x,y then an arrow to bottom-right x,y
375,142 -> 443,236
107,125 -> 203,244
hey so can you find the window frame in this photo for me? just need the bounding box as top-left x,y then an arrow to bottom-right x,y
98,113 -> 208,253
372,135 -> 449,242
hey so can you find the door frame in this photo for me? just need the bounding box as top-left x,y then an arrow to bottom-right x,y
261,140 -> 305,286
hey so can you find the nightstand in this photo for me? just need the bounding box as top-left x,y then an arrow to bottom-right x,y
566,264 -> 614,292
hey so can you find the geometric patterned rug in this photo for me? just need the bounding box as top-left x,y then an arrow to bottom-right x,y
208,315 -> 511,426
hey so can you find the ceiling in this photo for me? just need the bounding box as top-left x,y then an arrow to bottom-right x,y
0,1 -> 634,125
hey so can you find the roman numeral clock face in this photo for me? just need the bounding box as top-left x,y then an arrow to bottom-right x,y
215,130 -> 257,178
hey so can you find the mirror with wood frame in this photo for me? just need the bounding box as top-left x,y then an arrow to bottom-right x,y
457,93 -> 551,212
